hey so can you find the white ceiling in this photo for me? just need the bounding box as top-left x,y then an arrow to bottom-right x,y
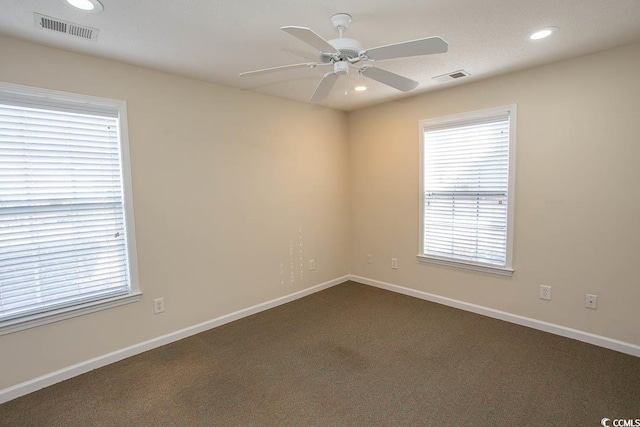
1,0 -> 640,111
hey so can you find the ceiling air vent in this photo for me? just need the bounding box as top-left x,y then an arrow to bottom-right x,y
432,70 -> 470,83
33,13 -> 99,41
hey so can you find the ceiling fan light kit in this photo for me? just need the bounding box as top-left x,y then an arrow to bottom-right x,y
333,61 -> 349,75
240,13 -> 448,102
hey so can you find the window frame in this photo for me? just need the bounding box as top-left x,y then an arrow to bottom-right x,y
417,104 -> 516,276
0,82 -> 141,335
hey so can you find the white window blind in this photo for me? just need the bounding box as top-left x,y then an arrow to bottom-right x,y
421,108 -> 514,270
0,90 -> 134,324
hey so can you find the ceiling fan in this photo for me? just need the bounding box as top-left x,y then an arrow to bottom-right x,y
240,13 -> 448,102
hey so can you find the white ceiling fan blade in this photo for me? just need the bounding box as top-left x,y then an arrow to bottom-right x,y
361,67 -> 419,92
281,26 -> 340,55
310,72 -> 338,102
240,62 -> 328,77
363,37 -> 448,61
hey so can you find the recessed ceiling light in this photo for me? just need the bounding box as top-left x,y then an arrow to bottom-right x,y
354,86 -> 367,92
530,27 -> 557,40
64,0 -> 104,12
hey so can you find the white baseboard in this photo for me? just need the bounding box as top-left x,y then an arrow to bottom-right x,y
3,273 -> 637,405
0,275 -> 349,405
350,275 -> 640,358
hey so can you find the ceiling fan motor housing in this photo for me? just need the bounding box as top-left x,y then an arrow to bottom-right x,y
321,38 -> 363,62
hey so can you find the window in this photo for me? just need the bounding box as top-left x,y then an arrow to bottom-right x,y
0,83 -> 140,334
418,105 -> 516,275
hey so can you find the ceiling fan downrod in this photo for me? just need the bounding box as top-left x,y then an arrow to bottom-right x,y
330,13 -> 352,38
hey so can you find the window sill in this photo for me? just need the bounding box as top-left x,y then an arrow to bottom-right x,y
417,255 -> 513,277
0,292 -> 142,336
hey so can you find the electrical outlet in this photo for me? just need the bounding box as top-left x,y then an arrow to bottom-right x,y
391,258 -> 398,269
153,297 -> 165,314
585,294 -> 597,309
539,285 -> 551,301
366,254 -> 373,264
309,259 -> 316,271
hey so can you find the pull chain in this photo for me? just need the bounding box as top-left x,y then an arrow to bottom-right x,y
344,72 -> 348,96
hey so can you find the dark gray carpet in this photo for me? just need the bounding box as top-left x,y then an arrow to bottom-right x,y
1,281 -> 639,426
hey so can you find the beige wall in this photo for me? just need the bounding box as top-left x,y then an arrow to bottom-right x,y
349,42 -> 640,346
0,36 -> 350,389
